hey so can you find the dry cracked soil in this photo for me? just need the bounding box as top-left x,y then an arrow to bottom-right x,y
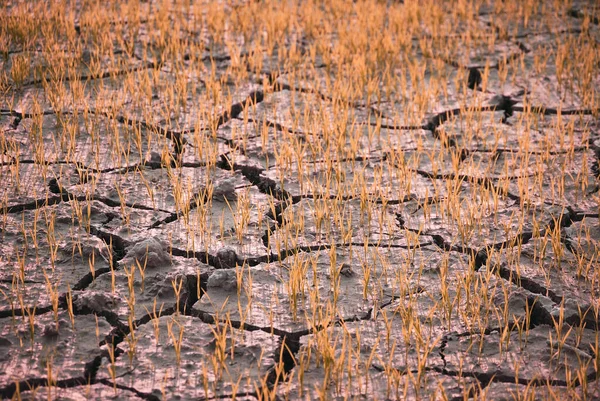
1,0 -> 600,400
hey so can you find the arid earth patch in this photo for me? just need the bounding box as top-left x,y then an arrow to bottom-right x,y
1,0 -> 600,400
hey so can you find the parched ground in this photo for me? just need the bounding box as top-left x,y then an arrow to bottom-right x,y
1,0 -> 600,400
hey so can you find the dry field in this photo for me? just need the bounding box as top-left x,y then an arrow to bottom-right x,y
1,0 -> 600,399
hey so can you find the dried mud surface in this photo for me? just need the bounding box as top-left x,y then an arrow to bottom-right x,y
1,0 -> 600,400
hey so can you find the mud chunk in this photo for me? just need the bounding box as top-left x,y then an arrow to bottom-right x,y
42,324 -> 60,338
145,151 -> 162,165
147,272 -> 189,299
339,263 -> 355,277
212,177 -> 238,201
41,318 -> 70,337
216,247 -> 237,268
207,269 -> 238,291
124,237 -> 172,269
73,291 -> 121,313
